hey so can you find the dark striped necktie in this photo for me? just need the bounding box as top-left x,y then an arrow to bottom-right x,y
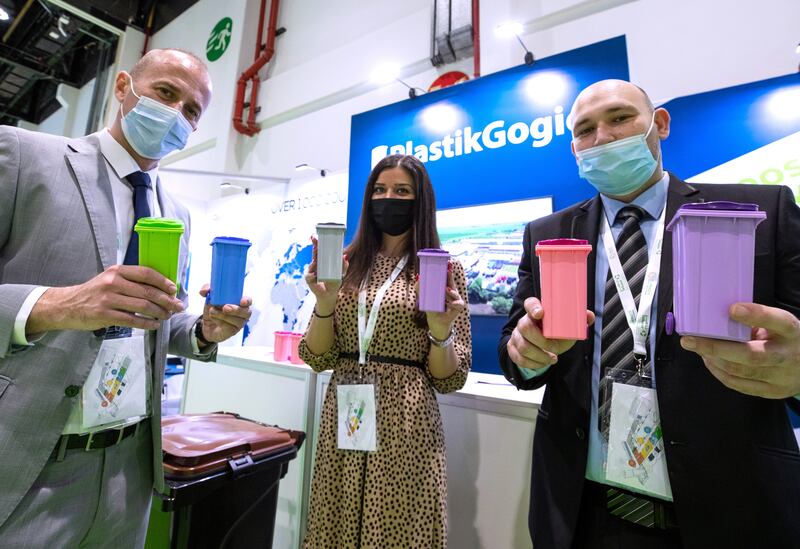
598,206 -> 651,440
122,171 -> 152,266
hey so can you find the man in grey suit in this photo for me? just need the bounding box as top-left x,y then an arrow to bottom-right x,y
0,48 -> 252,547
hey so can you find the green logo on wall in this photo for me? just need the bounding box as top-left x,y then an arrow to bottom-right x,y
206,17 -> 233,62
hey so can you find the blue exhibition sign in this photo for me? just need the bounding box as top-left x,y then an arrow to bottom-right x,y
662,72 -> 800,182
347,36 -> 631,243
347,36 -> 630,374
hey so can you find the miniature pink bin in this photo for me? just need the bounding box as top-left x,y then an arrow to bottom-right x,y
535,239 -> 593,340
273,331 -> 293,362
288,333 -> 304,364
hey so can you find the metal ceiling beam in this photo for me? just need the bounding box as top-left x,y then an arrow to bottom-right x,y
2,0 -> 36,43
0,42 -> 63,82
42,0 -> 125,38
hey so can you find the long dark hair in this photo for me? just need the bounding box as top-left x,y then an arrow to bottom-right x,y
343,154 -> 441,293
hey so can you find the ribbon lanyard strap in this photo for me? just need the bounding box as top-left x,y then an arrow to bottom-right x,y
358,255 -> 408,365
601,205 -> 666,362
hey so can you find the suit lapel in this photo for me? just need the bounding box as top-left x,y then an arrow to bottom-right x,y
155,177 -> 175,219
569,195 -> 602,416
656,173 -> 701,340
570,195 -> 602,316
66,135 -> 117,270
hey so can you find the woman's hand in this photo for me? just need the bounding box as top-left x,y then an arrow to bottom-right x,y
305,235 -> 348,314
422,261 -> 466,339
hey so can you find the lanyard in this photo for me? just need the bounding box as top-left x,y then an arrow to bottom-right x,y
358,256 -> 408,365
600,205 -> 666,364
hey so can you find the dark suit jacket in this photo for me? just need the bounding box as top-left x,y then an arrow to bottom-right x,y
497,174 -> 800,548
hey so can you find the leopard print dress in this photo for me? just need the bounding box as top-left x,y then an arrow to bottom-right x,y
299,254 -> 472,548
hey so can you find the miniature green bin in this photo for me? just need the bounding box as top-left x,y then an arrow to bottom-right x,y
134,218 -> 185,291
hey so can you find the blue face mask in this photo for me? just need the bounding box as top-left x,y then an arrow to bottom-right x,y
575,113 -> 658,196
120,79 -> 193,159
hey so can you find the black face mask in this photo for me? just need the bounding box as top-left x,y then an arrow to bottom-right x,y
370,198 -> 415,236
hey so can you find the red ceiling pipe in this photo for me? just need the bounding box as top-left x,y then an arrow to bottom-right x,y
233,0 -> 280,136
472,0 -> 480,78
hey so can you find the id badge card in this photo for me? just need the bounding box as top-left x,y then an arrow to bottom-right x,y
605,383 -> 673,500
337,384 -> 377,452
81,333 -> 147,430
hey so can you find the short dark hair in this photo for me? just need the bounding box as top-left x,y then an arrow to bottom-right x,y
343,154 -> 441,294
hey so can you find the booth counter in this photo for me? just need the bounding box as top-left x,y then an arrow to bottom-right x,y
182,346 -> 542,549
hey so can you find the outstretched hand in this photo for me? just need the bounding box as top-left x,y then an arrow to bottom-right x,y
681,302 -> 800,399
506,296 -> 595,370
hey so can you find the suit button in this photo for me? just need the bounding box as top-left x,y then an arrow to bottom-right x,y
575,427 -> 586,440
64,385 -> 80,398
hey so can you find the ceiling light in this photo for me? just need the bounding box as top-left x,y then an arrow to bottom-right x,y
495,21 -> 523,39
496,21 -> 534,66
370,63 -> 401,85
220,182 -> 250,194
295,163 -> 327,177
370,64 -> 425,99
48,30 -> 60,40
0,8 -> 10,22
58,15 -> 70,37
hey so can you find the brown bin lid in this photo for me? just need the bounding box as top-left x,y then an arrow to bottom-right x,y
162,413 -> 298,478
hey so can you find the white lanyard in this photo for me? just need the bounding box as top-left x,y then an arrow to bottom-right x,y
600,205 -> 665,359
358,256 -> 408,365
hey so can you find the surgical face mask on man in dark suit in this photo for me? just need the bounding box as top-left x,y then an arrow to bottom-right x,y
569,81 -> 670,204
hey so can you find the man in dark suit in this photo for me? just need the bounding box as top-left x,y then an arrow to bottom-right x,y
0,49 -> 252,546
498,79 -> 800,548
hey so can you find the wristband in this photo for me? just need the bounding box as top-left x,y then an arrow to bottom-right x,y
427,329 -> 454,348
314,307 -> 335,319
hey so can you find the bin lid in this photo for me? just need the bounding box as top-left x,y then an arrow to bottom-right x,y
679,201 -> 760,212
134,217 -> 185,233
162,413 -> 302,479
417,248 -> 450,255
211,236 -> 252,247
667,201 -> 766,231
536,238 -> 590,246
535,239 -> 592,254
316,222 -> 346,230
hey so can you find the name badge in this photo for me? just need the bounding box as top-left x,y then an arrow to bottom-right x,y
81,333 -> 147,430
605,383 -> 673,500
337,384 -> 377,452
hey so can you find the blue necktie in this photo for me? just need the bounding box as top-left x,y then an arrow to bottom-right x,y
122,171 -> 152,266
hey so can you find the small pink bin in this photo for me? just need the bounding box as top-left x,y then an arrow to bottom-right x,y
535,239 -> 593,340
274,331 -> 305,364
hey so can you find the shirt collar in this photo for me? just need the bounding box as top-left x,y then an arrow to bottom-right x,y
97,128 -> 159,186
600,171 -> 669,224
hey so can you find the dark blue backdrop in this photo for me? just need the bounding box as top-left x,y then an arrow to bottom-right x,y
662,72 -> 800,178
347,36 -> 630,374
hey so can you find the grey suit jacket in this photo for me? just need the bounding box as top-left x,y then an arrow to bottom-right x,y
0,125 -> 216,527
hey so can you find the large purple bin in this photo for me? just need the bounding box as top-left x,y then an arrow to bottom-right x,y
666,201 -> 766,341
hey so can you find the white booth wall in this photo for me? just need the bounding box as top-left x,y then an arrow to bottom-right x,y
135,0 -> 800,323
18,1 -> 800,547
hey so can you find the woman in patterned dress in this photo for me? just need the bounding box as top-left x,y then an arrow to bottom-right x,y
299,154 -> 472,548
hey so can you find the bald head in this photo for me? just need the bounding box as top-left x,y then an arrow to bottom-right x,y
114,48 -> 212,127
110,47 -> 214,169
569,80 -> 654,134
130,49 -> 209,86
568,79 -> 671,200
